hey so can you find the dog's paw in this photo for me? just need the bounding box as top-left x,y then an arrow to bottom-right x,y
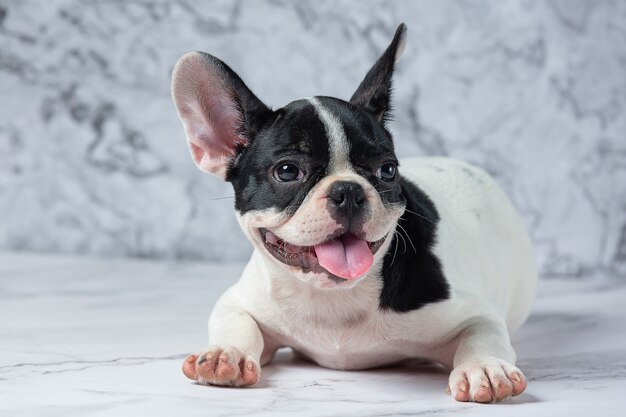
447,358 -> 527,403
182,346 -> 260,387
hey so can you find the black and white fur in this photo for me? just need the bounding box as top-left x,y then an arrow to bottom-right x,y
172,24 -> 537,403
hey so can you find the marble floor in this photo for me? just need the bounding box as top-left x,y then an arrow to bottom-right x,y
1,251 -> 625,416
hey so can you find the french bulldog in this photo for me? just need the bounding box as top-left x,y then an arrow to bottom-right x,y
172,23 -> 537,403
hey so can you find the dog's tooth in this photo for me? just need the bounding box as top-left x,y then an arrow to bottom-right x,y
265,231 -> 279,245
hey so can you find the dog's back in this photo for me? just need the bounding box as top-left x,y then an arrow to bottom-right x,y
400,157 -> 537,332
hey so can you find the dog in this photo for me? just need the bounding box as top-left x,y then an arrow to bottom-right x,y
171,23 -> 537,403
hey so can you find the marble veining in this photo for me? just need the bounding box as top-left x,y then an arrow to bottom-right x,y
0,1 -> 625,278
1,252 -> 625,416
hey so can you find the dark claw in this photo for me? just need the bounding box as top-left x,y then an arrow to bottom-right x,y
197,354 -> 207,365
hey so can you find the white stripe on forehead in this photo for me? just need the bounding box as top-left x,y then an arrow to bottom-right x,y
307,97 -> 352,172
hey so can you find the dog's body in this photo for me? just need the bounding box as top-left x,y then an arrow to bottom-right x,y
173,24 -> 537,403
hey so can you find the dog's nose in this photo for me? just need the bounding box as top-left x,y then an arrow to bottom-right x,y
327,181 -> 366,215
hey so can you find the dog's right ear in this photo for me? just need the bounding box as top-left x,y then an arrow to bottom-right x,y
172,52 -> 271,179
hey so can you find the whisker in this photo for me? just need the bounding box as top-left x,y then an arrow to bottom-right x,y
396,222 -> 417,254
210,196 -> 235,201
390,231 -> 399,266
383,201 -> 405,208
397,206 -> 437,225
396,226 -> 408,255
382,201 -> 436,225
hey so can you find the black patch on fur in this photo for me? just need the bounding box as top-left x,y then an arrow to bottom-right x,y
229,99 -> 330,214
379,176 -> 450,313
315,97 -> 404,207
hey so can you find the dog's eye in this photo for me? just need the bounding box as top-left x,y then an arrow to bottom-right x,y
376,163 -> 397,182
274,163 -> 304,182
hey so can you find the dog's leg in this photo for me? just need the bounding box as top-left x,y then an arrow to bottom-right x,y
447,319 -> 527,403
182,295 -> 265,387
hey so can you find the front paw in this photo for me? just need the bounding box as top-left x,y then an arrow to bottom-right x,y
448,358 -> 527,403
182,346 -> 260,387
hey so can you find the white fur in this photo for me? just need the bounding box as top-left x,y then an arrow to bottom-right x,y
307,97 -> 352,173
204,157 -> 537,397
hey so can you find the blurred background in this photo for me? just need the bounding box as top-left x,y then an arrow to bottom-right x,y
1,0 -> 624,279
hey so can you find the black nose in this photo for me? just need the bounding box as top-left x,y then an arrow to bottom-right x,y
327,181 -> 366,215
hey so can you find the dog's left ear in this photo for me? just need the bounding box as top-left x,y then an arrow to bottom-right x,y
350,23 -> 407,124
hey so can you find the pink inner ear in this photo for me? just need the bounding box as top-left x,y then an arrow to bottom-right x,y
189,141 -> 213,171
183,96 -> 245,177
172,52 -> 248,178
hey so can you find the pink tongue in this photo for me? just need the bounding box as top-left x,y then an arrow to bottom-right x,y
313,234 -> 373,279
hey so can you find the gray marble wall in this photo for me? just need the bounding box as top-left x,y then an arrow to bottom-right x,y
1,0 -> 624,278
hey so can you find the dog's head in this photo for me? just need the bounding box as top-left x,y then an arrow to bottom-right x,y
172,24 -> 408,289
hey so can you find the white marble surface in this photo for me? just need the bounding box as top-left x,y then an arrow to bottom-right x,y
0,1 -> 625,278
1,251 -> 625,416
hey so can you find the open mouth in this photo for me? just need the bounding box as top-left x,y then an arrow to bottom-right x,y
260,228 -> 386,280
